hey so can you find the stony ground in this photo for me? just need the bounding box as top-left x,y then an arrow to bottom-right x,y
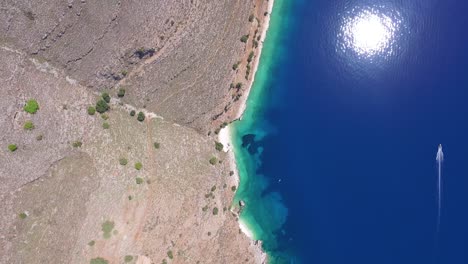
0,1 -> 271,263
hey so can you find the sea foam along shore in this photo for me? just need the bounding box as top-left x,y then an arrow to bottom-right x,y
218,0 -> 275,263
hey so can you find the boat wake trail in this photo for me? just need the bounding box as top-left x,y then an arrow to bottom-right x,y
436,144 -> 444,236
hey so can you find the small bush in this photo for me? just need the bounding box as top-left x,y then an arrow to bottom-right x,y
119,158 -> 128,166
154,142 -> 160,149
72,141 -> 82,148
232,62 -> 240,70
101,220 -> 115,239
130,110 -> 136,116
209,157 -> 218,165
96,99 -> 109,114
128,195 -> 133,200
88,240 -> 95,246
247,51 -> 254,63
24,99 -> 39,114
118,88 -> 126,98
90,257 -> 109,264
101,113 -> 109,120
102,92 -> 111,103
136,177 -> 144,184
8,144 -> 17,152
24,121 -> 34,130
137,112 -> 145,122
231,186 -> 237,192
202,205 -> 208,212
211,185 -> 217,192
19,212 -> 27,219
121,70 -> 128,77
229,171 -> 234,176
124,255 -> 133,262
135,162 -> 142,170
249,14 -> 255,22
215,141 -> 223,151
36,134 -> 43,141
102,122 -> 110,129
235,83 -> 242,89
87,106 -> 96,115
240,35 -> 249,43
167,251 -> 174,259
212,207 -> 219,215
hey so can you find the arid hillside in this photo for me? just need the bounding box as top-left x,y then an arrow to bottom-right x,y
1,0 -> 256,132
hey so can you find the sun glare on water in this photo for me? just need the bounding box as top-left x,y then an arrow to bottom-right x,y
338,6 -> 402,59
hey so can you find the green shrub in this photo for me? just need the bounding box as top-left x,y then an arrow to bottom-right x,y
215,141 -> 223,151
240,34 -> 249,43
101,220 -> 115,239
24,99 -> 39,114
202,205 -> 208,212
135,162 -> 142,170
121,70 -> 128,77
24,121 -> 34,130
102,92 -> 111,103
231,186 -> 237,192
118,88 -> 126,98
102,122 -> 110,129
209,157 -> 218,165
90,257 -> 108,264
96,99 -> 109,113
212,207 -> 219,215
87,106 -> 96,115
232,62 -> 240,70
72,141 -> 82,148
154,142 -> 160,149
130,110 -> 136,116
19,212 -> 27,219
136,177 -> 144,184
119,158 -> 128,166
124,255 -> 133,262
128,195 -> 133,200
235,83 -> 242,89
8,144 -> 17,152
101,113 -> 109,120
167,251 -> 174,259
137,112 -> 145,122
247,51 -> 254,63
162,260 -> 168,264
88,240 -> 95,246
211,185 -> 217,192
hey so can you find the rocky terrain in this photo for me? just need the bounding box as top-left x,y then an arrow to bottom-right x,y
0,0 -> 271,263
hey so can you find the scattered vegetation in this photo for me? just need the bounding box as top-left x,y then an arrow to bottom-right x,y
202,205 -> 209,212
235,82 -> 242,89
135,162 -> 142,170
209,157 -> 218,165
154,142 -> 160,149
124,255 -> 133,262
121,70 -> 128,77
135,47 -> 156,59
101,113 -> 109,120
18,212 -> 27,219
119,158 -> 128,166
24,99 -> 39,114
229,171 -> 234,176
247,51 -> 254,63
240,34 -> 249,43
102,92 -> 111,103
231,186 -> 237,192
211,185 -> 217,192
137,111 -> 145,122
102,122 -> 110,129
162,259 -> 168,264
72,141 -> 82,148
90,257 -> 108,264
101,220 -> 115,239
167,250 -> 174,259
36,134 -> 43,141
23,121 -> 34,130
232,62 -> 240,70
249,14 -> 255,22
118,88 -> 126,98
213,207 -> 219,215
96,99 -> 110,114
130,110 -> 136,116
215,141 -> 224,151
136,177 -> 144,184
87,106 -> 96,115
88,240 -> 95,246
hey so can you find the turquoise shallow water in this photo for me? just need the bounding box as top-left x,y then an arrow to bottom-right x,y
231,0 -> 293,262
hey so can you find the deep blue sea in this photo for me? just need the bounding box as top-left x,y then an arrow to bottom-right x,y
232,0 -> 468,263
